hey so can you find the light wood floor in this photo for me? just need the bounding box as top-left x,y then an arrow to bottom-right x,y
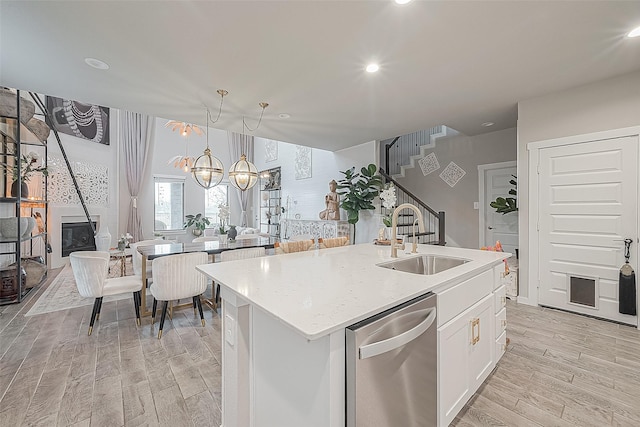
0,268 -> 222,426
454,300 -> 640,427
2,271 -> 640,426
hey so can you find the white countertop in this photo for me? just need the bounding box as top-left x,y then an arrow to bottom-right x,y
197,244 -> 509,340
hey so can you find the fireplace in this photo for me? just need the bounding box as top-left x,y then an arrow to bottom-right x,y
61,222 -> 96,257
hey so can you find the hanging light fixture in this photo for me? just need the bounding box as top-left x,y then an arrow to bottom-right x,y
191,90 -> 228,188
165,121 -> 203,137
228,154 -> 258,191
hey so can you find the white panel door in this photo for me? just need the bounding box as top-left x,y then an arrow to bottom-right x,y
538,136 -> 638,324
483,166 -> 518,254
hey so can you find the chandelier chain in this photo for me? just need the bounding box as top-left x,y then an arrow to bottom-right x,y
242,102 -> 268,132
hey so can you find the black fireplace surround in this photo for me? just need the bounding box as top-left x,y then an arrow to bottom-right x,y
61,222 -> 96,257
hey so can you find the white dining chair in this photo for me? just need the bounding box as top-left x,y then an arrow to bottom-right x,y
70,251 -> 142,335
150,252 -> 208,339
130,239 -> 164,281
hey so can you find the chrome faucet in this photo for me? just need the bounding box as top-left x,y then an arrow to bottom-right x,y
391,203 -> 425,258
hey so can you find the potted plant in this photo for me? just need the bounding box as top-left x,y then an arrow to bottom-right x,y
336,164 -> 384,243
217,203 -> 230,234
379,183 -> 397,239
1,151 -> 48,198
183,213 -> 210,236
490,175 -> 517,214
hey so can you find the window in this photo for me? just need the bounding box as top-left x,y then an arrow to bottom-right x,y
154,176 -> 185,231
205,184 -> 229,227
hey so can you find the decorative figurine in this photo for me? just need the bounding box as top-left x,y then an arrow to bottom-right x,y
319,179 -> 340,220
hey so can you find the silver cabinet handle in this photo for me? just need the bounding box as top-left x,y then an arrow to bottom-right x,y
359,308 -> 437,359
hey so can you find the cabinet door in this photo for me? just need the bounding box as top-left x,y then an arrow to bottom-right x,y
469,296 -> 495,389
438,294 -> 494,427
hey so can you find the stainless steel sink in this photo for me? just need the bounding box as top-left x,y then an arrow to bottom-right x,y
377,255 -> 470,275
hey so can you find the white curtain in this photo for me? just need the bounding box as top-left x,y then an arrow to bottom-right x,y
227,131 -> 254,227
121,112 -> 153,241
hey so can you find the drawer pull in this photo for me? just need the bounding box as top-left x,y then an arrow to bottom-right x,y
501,296 -> 507,305
471,318 -> 480,345
501,319 -> 507,328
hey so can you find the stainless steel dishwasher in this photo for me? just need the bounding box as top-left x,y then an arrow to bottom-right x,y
346,292 -> 437,427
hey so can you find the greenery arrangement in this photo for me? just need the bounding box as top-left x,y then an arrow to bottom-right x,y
490,175 -> 517,214
2,151 -> 48,182
336,163 -> 384,242
183,213 -> 210,231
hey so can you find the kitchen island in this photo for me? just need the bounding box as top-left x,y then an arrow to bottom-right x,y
197,243 -> 509,427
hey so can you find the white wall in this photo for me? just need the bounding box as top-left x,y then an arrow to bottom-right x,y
517,70 -> 640,302
394,128 -> 517,249
47,108 -> 119,268
254,138 -> 379,243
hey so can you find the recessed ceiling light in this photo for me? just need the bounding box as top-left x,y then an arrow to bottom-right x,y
481,122 -> 494,127
628,25 -> 640,38
395,0 -> 412,4
366,63 -> 380,73
278,113 -> 291,119
84,57 -> 109,70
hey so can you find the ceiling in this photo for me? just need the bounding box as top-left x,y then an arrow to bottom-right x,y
2,1 -> 639,152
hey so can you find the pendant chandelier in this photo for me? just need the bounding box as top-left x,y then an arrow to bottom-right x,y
191,91 -> 227,189
228,154 -> 258,191
165,121 -> 203,137
186,89 -> 266,190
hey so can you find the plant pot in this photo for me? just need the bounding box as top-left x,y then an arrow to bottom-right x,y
192,228 -> 203,237
10,181 -> 28,198
0,217 -> 29,239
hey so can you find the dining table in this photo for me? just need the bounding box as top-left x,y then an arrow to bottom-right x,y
136,237 -> 277,316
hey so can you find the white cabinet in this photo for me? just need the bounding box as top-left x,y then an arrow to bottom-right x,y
438,294 -> 494,427
493,265 -> 508,364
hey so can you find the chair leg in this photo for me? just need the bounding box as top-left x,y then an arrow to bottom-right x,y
133,292 -> 141,326
196,294 -> 205,327
151,298 -> 158,324
215,283 -> 221,304
192,296 -> 197,315
158,301 -> 169,339
89,297 -> 102,336
96,297 -> 103,321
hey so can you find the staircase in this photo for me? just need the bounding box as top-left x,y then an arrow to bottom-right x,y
382,125 -> 457,178
379,168 -> 445,246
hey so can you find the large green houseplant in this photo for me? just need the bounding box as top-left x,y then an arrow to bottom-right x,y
336,164 -> 383,243
490,175 -> 517,214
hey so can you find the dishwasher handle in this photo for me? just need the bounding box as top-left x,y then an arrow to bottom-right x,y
359,307 -> 437,360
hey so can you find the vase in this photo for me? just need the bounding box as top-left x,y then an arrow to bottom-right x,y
10,181 -> 28,198
117,241 -> 126,251
227,226 -> 237,241
95,224 -> 111,252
